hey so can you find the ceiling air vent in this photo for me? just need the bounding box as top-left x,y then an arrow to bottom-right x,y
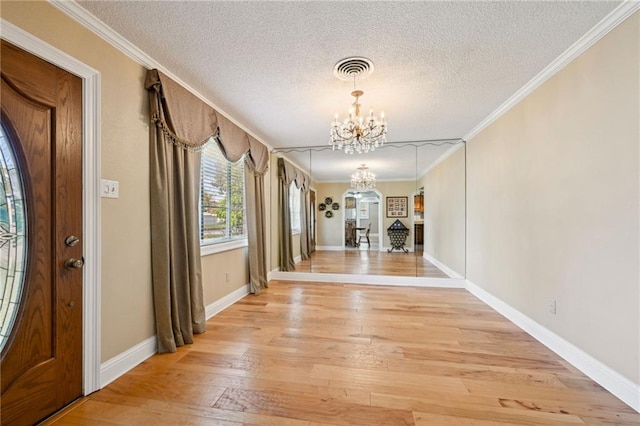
333,57 -> 375,81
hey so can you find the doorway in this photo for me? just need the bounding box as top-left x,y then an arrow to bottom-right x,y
342,189 -> 382,250
1,40 -> 84,424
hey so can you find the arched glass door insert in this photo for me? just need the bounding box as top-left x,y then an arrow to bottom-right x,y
0,123 -> 27,352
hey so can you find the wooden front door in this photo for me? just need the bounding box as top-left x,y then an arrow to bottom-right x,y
0,40 -> 83,425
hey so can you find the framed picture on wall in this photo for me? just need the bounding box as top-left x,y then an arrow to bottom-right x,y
386,196 -> 408,218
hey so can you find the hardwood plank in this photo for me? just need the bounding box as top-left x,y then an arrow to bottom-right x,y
372,393 -> 585,425
497,398 -> 640,423
401,346 -> 570,373
463,378 -> 629,405
104,373 -> 227,408
145,364 -> 370,406
385,359 -> 568,388
313,364 -> 469,395
52,399 -> 242,426
89,389 -> 311,426
213,387 -> 414,426
414,411 -> 521,426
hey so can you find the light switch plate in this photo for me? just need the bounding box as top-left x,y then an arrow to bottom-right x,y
101,179 -> 119,198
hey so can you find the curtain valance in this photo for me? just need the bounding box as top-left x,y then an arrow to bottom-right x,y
277,157 -> 309,190
215,114 -> 250,162
278,157 -> 296,185
245,135 -> 269,176
145,69 -> 218,150
145,69 -> 267,163
295,171 -> 310,191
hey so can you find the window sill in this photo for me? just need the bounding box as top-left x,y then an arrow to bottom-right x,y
201,238 -> 248,257
292,230 -> 301,236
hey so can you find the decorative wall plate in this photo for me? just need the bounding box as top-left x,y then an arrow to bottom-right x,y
324,197 -> 333,205
325,210 -> 333,218
332,202 -> 340,210
319,203 -> 326,211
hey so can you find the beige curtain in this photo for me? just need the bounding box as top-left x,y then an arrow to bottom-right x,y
278,158 -> 311,269
245,136 -> 269,294
213,120 -> 269,295
146,70 -> 213,353
278,158 -> 296,271
309,191 -> 316,253
296,172 -> 311,261
299,190 -> 309,260
146,69 -> 270,351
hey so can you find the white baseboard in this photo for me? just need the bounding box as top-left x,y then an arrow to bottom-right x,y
316,245 -> 344,251
205,284 -> 250,319
294,255 -> 302,264
100,335 -> 157,388
267,268 -> 279,281
100,284 -> 250,389
422,251 -> 464,279
465,280 -> 640,413
269,271 -> 465,288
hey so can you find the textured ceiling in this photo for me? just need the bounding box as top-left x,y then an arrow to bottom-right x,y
76,0 -> 621,181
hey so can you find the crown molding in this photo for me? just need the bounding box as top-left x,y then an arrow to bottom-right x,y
47,0 -> 274,152
464,0 -> 640,142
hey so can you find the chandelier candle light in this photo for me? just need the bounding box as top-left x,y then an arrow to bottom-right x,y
351,164 -> 376,190
330,57 -> 387,154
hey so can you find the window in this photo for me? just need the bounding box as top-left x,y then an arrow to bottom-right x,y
0,125 -> 27,352
200,140 -> 246,246
289,181 -> 301,234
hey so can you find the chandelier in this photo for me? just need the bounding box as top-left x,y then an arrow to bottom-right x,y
351,164 -> 376,190
330,57 -> 387,154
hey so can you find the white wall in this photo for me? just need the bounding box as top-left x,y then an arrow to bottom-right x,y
466,12 -> 639,384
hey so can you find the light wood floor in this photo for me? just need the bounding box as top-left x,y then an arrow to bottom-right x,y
46,281 -> 637,425
294,248 -> 450,278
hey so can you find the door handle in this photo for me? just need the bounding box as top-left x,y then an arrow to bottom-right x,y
64,257 -> 84,270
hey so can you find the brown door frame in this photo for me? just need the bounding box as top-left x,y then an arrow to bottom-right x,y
2,20 -> 101,395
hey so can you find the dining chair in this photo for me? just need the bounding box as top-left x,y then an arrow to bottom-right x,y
358,223 -> 371,247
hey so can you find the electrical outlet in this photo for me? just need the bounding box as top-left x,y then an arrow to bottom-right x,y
225,272 -> 230,283
548,300 -> 557,315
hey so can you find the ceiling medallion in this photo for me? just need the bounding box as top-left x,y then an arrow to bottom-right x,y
351,164 -> 376,190
330,57 -> 387,154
